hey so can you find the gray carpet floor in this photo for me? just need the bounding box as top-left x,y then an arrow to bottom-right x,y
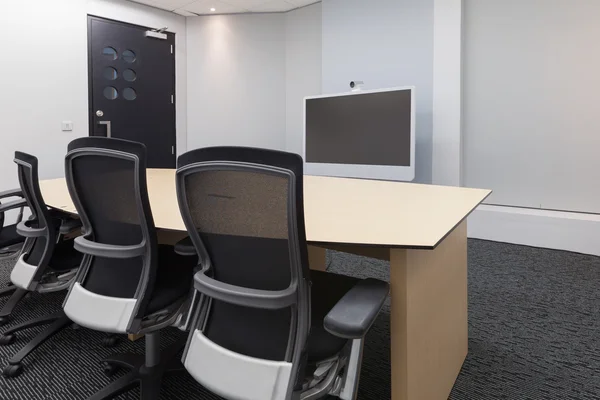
0,239 -> 599,399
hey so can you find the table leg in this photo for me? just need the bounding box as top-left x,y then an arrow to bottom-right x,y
389,221 -> 468,400
128,334 -> 144,342
308,245 -> 327,271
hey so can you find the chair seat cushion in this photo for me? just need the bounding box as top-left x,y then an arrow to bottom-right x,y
307,270 -> 359,362
146,245 -> 196,315
0,224 -> 24,249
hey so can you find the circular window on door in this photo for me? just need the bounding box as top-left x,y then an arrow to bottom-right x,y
123,88 -> 137,101
123,69 -> 137,82
103,87 -> 118,100
102,47 -> 118,60
123,50 -> 136,63
103,67 -> 118,81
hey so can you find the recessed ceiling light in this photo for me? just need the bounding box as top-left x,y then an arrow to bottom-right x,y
210,7 -> 216,12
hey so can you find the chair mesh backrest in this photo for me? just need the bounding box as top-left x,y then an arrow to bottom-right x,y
14,152 -> 56,268
0,195 -> 4,228
65,138 -> 157,306
177,147 -> 310,362
0,203 -> 5,234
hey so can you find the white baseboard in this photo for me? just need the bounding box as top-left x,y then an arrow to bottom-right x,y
467,204 -> 600,256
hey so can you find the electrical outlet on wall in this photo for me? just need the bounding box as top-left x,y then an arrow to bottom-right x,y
61,121 -> 73,132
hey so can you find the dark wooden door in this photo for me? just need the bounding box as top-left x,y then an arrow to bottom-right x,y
88,16 -> 176,168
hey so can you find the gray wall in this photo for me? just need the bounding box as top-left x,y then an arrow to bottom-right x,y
463,0 -> 600,213
187,13 -> 286,151
321,0 -> 434,183
285,3 -> 322,155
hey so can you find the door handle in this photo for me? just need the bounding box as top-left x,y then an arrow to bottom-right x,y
98,121 -> 112,138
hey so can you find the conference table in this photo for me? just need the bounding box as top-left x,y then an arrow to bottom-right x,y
39,169 -> 490,400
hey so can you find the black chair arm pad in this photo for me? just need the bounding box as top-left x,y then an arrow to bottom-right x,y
0,188 -> 23,200
16,220 -> 46,237
194,271 -> 296,310
0,198 -> 27,213
59,218 -> 82,235
174,236 -> 196,256
324,278 -> 389,339
74,236 -> 145,259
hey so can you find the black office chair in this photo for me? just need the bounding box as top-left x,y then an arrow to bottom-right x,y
0,188 -> 27,311
0,188 -> 26,261
176,147 -> 389,400
62,137 -> 195,400
0,151 -> 83,378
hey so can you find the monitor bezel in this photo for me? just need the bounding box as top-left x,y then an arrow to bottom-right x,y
303,86 -> 416,182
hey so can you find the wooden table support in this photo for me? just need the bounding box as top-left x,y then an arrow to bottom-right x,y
390,221 -> 468,400
308,245 -> 327,271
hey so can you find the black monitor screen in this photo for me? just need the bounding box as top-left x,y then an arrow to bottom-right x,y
305,89 -> 412,167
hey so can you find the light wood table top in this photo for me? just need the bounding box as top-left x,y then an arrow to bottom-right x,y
39,169 -> 490,249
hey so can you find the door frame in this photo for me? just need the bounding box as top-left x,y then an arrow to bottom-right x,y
86,15 -> 177,156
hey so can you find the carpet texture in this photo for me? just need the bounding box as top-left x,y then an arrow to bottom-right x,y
0,239 -> 598,399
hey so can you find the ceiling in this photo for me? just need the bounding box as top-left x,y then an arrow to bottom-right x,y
129,0 -> 320,16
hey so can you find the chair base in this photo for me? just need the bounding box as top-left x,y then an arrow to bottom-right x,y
0,311 -> 120,378
89,332 -> 186,400
1,311 -> 71,378
0,288 -> 28,326
0,284 -> 16,297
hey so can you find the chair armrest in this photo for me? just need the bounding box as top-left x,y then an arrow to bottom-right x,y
194,270 -> 296,310
16,220 -> 46,237
59,218 -> 82,235
0,198 -> 26,213
174,236 -> 196,256
74,236 -> 145,259
0,188 -> 23,200
324,278 -> 389,339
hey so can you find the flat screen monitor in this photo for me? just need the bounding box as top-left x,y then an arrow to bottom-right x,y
303,86 -> 415,181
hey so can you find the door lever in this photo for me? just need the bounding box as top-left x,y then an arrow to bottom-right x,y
98,121 -> 112,138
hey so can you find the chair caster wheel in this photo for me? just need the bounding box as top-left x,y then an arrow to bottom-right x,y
0,334 -> 16,346
0,317 -> 10,326
3,363 -> 23,378
102,336 -> 119,348
103,362 -> 120,377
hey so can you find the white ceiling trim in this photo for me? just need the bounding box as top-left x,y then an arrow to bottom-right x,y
129,0 -> 320,16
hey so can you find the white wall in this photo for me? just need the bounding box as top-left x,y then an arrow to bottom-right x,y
0,0 -> 187,194
186,14 -> 286,151
285,3 -> 322,155
469,205 -> 600,256
432,0 -> 463,187
463,0 -> 600,214
0,0 -> 87,192
409,0 -> 600,256
320,0 -> 435,183
460,0 -> 600,255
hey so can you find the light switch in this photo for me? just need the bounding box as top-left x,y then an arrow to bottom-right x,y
61,121 -> 73,132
